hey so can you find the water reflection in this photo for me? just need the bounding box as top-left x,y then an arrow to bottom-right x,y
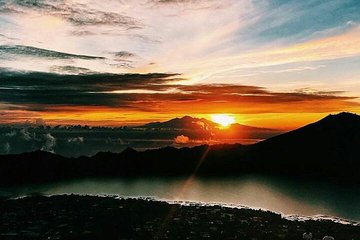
1,176 -> 359,221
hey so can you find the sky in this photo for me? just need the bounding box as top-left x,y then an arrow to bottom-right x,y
1,0 -> 360,129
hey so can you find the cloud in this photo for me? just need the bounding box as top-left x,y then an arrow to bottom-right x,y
173,24 -> 360,83
108,51 -> 138,68
49,66 -> 94,74
150,0 -> 226,9
0,0 -> 358,128
35,118 -> 46,126
112,51 -> 136,59
0,45 -> 105,60
4,130 -> 16,137
0,33 -> 18,41
41,133 -> 56,152
0,69 -> 180,90
0,0 -> 140,28
19,128 -> 31,141
174,135 -> 189,144
0,1 -> 147,74
2,0 -> 359,85
0,70 -> 181,109
2,142 -> 10,153
67,136 -> 84,144
105,137 -> 124,145
0,70 -> 357,120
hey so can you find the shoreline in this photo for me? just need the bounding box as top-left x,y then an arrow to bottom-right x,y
3,191 -> 360,225
1,194 -> 359,239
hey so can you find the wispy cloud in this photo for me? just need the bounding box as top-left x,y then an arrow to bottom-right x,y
0,0 -> 141,27
0,0 -> 360,126
2,0 -> 360,80
0,44 -> 105,60
181,24 -> 360,83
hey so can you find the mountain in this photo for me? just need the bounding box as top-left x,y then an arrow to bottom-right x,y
256,112 -> 360,148
140,116 -> 218,130
246,112 -> 360,178
0,116 -> 281,157
136,116 -> 219,140
0,112 -> 359,185
139,116 -> 282,141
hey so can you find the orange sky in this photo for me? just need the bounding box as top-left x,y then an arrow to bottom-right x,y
0,72 -> 358,130
3,100 -> 359,130
1,1 -> 360,130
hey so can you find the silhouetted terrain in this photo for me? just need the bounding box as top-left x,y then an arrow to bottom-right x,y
246,112 -> 360,178
1,195 -> 359,240
0,116 -> 281,157
0,112 -> 359,185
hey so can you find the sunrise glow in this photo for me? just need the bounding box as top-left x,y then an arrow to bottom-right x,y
1,1 -> 360,235
211,114 -> 236,128
0,0 -> 359,129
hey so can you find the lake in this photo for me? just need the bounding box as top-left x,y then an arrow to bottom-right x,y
1,176 -> 359,222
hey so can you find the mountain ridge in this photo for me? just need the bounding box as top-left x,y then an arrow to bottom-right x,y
0,115 -> 282,157
0,112 -> 359,185
140,115 -> 279,131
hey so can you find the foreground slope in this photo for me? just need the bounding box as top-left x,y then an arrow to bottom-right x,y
1,195 -> 359,240
247,112 -> 360,178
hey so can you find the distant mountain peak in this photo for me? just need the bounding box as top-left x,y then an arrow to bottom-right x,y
141,115 -> 218,130
122,147 -> 138,154
139,115 -> 282,140
325,112 -> 359,120
179,115 -> 194,120
257,111 -> 360,149
315,112 -> 360,126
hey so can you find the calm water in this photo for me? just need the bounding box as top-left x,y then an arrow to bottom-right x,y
1,176 -> 359,221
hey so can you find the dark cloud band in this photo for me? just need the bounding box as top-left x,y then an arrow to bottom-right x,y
0,70 -> 356,113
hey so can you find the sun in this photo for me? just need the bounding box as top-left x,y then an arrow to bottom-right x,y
210,114 -> 235,128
